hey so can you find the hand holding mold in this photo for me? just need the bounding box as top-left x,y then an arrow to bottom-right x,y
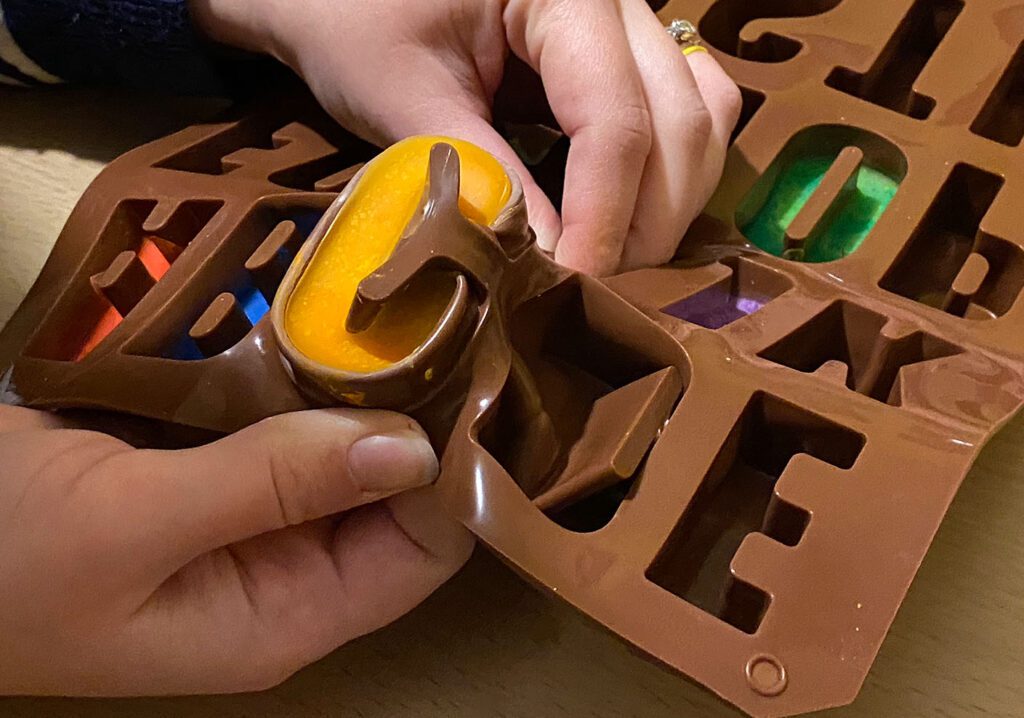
189,0 -> 741,275
0,405 -> 472,695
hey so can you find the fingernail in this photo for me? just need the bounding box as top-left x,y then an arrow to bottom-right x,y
348,429 -> 439,494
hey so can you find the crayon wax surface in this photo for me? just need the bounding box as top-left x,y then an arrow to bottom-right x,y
285,136 -> 511,373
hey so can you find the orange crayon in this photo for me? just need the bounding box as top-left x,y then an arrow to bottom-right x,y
283,136 -> 510,373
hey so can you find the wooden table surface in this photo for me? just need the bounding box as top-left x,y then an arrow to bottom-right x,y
1,86 -> 1023,718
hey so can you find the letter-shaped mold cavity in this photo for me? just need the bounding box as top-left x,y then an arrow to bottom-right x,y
972,40 -> 1024,147
698,0 -> 843,63
121,198 -> 325,361
661,257 -> 793,329
880,164 -> 1024,320
737,125 -> 907,263
26,199 -> 223,362
826,0 -> 963,119
758,301 -> 963,406
479,278 -> 688,533
155,117 -> 374,190
646,393 -> 864,634
154,117 -> 278,175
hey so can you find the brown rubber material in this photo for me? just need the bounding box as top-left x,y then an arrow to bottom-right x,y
4,2 -> 1024,715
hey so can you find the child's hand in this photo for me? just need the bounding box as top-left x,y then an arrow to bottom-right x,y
0,405 -> 472,695
191,0 -> 742,276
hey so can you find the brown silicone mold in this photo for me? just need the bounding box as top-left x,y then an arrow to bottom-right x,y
5,2 -> 1024,715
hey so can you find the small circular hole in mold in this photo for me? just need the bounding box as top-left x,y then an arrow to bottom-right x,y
745,654 -> 788,697
736,125 -> 908,264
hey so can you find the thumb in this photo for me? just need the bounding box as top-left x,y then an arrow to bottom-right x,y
104,409 -> 439,575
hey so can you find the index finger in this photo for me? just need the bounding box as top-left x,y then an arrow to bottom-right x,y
506,0 -> 651,275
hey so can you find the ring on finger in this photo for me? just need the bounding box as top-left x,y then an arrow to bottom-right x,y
665,19 -> 707,56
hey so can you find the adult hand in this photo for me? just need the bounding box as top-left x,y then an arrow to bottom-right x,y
192,0 -> 742,275
0,405 -> 472,695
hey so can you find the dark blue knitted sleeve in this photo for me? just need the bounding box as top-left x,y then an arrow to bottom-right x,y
1,0 -> 232,94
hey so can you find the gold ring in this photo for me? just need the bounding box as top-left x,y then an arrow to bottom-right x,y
666,19 -> 707,56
